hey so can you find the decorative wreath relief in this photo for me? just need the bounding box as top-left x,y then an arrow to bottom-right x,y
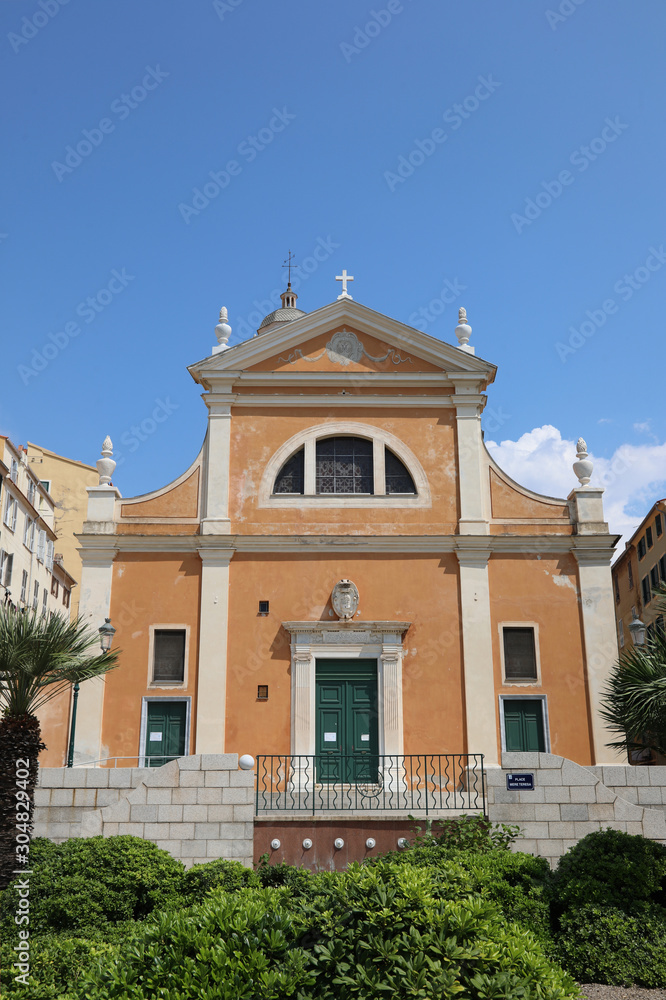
326,330 -> 364,365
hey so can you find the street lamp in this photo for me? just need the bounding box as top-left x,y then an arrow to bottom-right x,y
98,617 -> 116,653
66,618 -> 116,767
628,613 -> 647,646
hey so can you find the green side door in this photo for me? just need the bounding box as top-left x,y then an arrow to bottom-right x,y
315,660 -> 379,783
503,699 -> 545,752
145,701 -> 187,766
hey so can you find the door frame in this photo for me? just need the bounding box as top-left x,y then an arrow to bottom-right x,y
283,621 -> 410,760
498,694 -> 550,753
139,696 -> 192,767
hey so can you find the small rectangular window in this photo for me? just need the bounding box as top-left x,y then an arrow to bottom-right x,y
638,537 -> 646,560
646,526 -> 654,549
628,560 -> 634,589
650,565 -> 660,589
503,627 -> 537,681
20,570 -> 28,604
0,552 -> 13,588
660,555 -> 666,582
614,576 -> 620,603
42,587 -> 48,615
153,629 -> 186,683
62,587 -> 70,608
258,600 -> 269,615
618,618 -> 624,648
656,513 -> 663,538
51,577 -> 59,597
642,576 -> 651,605
10,459 -> 18,484
27,480 -> 35,506
32,580 -> 39,610
257,685 -> 268,700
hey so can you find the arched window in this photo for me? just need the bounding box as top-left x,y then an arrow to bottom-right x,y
316,437 -> 373,494
274,448 -> 304,494
271,436 -> 417,496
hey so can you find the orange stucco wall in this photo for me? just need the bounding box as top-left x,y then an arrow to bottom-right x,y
101,553 -> 201,760
247,326 -> 442,373
488,554 -> 593,764
228,405 -> 459,534
38,688 -> 72,766
120,468 -> 200,519
489,469 -> 569,519
225,553 -> 465,757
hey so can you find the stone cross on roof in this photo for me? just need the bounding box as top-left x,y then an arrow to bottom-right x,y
336,269 -> 354,300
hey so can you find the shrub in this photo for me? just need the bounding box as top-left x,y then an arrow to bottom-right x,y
556,904 -> 666,987
423,813 -> 521,853
0,926 -> 128,999
551,828 -> 666,918
178,857 -> 260,903
0,836 -> 184,937
80,888 -> 315,999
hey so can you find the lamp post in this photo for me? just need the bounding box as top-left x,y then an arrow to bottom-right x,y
628,613 -> 647,646
66,618 -> 116,767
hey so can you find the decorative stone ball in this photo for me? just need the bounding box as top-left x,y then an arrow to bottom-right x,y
238,754 -> 255,770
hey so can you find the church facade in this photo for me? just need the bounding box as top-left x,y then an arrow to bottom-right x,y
49,282 -> 620,773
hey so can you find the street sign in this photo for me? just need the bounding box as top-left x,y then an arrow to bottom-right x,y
506,773 -> 534,790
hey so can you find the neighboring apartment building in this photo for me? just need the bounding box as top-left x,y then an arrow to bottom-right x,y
26,441 -> 98,617
48,282 -> 620,773
612,499 -> 666,651
0,436 -> 78,765
0,436 -> 76,617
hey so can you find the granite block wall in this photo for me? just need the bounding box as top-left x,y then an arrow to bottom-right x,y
33,754 -> 254,868
487,752 -> 666,867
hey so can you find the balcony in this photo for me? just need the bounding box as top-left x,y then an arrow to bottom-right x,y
255,753 -> 486,817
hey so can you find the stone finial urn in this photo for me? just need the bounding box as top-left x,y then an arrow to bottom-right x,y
97,436 -> 116,486
573,437 -> 593,487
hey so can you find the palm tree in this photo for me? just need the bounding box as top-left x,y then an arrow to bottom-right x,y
600,582 -> 666,760
0,606 -> 119,888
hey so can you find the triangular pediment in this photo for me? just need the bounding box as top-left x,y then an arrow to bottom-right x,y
189,298 -> 496,389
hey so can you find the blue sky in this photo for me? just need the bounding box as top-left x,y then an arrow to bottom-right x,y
1,0 -> 665,544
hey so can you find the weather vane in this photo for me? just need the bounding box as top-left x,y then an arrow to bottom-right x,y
282,250 -> 298,285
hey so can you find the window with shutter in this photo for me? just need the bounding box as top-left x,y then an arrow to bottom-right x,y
153,630 -> 186,683
502,627 -> 538,681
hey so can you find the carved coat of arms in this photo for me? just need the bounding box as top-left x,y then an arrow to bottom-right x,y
331,579 -> 359,621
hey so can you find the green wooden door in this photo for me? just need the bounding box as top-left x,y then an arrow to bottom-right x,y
145,701 -> 187,766
315,660 -> 378,782
503,699 -> 545,752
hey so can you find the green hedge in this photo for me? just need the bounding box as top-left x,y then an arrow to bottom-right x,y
556,904 -> 666,987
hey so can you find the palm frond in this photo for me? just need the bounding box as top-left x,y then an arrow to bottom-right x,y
0,606 -> 120,718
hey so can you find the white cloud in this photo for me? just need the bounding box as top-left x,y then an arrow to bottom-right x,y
485,425 -> 666,553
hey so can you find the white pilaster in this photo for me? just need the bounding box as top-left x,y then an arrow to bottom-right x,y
74,545 -> 116,763
196,548 -> 233,752
291,645 -> 315,757
201,394 -> 233,534
456,547 -> 498,764
574,546 -> 620,764
452,384 -> 488,534
379,642 -> 404,756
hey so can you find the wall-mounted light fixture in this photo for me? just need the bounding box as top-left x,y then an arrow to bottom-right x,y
257,685 -> 268,700
258,600 -> 269,615
302,838 -> 313,850
270,839 -> 281,850
365,838 -> 376,849
628,613 -> 647,646
334,838 -> 344,850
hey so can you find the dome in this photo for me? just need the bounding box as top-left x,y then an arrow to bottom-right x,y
258,306 -> 306,330
256,283 -> 306,334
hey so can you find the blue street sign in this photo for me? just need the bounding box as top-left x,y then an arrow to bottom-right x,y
506,773 -> 534,790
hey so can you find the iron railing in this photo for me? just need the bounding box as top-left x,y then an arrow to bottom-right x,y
255,754 -> 486,816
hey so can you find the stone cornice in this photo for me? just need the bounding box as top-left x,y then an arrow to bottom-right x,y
283,620 -> 411,637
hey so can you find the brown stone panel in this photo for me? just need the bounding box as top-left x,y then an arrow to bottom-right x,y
246,327 -> 443,374
120,469 -> 200,519
254,818 -> 453,870
490,469 -> 569,520
488,553 -> 593,764
225,552 -> 464,758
